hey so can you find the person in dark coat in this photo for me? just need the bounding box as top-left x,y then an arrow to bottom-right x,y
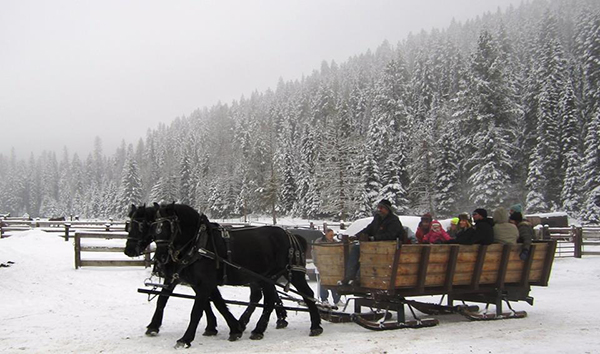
339,199 -> 405,285
509,212 -> 535,260
455,208 -> 494,245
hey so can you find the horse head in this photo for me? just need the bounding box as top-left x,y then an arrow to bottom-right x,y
124,204 -> 156,257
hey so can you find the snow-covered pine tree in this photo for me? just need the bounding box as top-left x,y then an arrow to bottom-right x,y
581,107 -> 600,223
178,152 -> 195,206
559,78 -> 582,216
118,155 -> 143,216
466,30 -> 515,209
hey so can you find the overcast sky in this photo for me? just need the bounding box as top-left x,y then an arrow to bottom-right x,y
1,0 -> 521,159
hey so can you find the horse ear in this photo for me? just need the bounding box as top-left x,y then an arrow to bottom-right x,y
153,202 -> 160,209
130,204 -> 137,213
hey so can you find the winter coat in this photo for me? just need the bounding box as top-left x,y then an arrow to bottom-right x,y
456,218 -> 494,245
415,224 -> 430,243
423,221 -> 452,244
493,208 -> 518,245
359,212 -> 405,242
517,220 -> 534,251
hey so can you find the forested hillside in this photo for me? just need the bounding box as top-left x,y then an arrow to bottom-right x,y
1,0 -> 599,223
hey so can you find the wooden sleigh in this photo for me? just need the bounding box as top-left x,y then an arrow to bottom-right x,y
313,238 -> 557,330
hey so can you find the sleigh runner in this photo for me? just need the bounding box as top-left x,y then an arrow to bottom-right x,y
312,238 -> 557,329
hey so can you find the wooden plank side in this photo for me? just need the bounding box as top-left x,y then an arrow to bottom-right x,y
495,244 -> 512,289
416,247 -> 432,293
470,245 -> 487,290
538,240 -> 557,286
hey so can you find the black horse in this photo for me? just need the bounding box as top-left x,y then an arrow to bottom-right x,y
125,204 -> 243,341
124,204 -> 292,345
151,203 -> 322,348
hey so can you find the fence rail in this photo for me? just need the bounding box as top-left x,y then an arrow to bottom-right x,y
74,231 -> 152,269
543,225 -> 600,258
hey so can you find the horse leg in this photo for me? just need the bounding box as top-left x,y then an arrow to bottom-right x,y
202,301 -> 218,336
239,284 -> 262,331
175,285 -> 211,348
209,288 -> 243,341
291,271 -> 323,336
274,292 -> 288,329
146,281 -> 178,336
250,283 -> 276,340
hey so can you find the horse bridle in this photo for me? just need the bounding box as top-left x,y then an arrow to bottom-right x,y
126,218 -> 153,254
151,214 -> 206,266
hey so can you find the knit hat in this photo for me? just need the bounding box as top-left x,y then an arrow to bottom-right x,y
509,212 -> 524,223
458,212 -> 471,221
473,208 -> 488,219
377,199 -> 393,213
421,212 -> 433,222
510,204 -> 523,214
451,217 -> 459,225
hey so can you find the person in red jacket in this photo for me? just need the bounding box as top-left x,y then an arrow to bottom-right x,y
415,213 -> 432,243
423,220 -> 452,244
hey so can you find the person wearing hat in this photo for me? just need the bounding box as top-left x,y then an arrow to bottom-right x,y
493,207 -> 518,245
455,208 -> 494,245
448,217 -> 460,239
339,199 -> 405,286
415,213 -> 433,243
509,212 -> 534,260
314,229 -> 343,306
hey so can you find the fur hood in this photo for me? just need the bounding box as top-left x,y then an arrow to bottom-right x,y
493,207 -> 509,224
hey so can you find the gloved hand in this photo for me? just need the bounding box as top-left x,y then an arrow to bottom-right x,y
519,248 -> 530,261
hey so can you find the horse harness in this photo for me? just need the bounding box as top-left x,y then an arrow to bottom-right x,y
150,215 -> 307,289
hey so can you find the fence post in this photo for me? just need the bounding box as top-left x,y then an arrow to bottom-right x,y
574,226 -> 583,258
105,223 -> 111,232
64,223 -> 71,241
309,222 -> 314,230
0,224 -> 3,239
74,232 -> 81,269
323,222 -> 328,231
542,225 -> 550,240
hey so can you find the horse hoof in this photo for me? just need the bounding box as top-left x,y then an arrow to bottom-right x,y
145,328 -> 159,336
309,327 -> 323,337
250,332 -> 264,340
203,330 -> 218,336
174,341 -> 191,349
228,333 -> 242,342
276,320 -> 288,329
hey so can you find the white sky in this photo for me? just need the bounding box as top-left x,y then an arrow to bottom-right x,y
0,0 -> 520,159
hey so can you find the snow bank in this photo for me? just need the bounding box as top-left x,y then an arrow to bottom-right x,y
1,229 -> 600,353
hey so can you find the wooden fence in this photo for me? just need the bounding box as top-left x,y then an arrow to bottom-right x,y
74,231 -> 152,269
543,225 -> 600,258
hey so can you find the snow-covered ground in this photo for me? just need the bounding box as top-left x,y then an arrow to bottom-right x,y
1,229 -> 599,354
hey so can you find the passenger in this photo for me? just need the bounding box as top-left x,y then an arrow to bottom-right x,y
509,212 -> 534,260
455,208 -> 493,245
315,229 -> 342,306
493,207 -> 518,245
423,220 -> 452,244
447,217 -> 460,239
415,213 -> 433,243
339,199 -> 405,286
450,217 -> 475,244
